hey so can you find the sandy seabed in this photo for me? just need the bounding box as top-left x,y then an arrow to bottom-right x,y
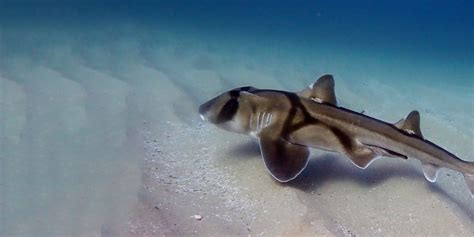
0,23 -> 473,236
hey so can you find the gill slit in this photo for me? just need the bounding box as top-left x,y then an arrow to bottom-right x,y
256,111 -> 262,132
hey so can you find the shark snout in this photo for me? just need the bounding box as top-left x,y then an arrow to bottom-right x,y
198,101 -> 211,116
199,99 -> 217,123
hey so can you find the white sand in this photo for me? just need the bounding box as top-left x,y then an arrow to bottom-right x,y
0,23 -> 472,236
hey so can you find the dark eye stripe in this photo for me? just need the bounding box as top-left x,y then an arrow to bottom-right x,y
215,87 -> 257,124
216,98 -> 239,123
229,89 -> 240,98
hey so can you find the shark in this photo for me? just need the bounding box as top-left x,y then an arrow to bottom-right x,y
198,74 -> 474,197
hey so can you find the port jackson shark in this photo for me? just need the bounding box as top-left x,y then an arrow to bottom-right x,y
199,74 -> 474,197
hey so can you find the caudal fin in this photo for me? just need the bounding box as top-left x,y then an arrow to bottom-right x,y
463,173 -> 474,198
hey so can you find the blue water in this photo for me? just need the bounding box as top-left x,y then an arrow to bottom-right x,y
2,1 -> 473,61
0,1 -> 473,236
1,1 -> 473,85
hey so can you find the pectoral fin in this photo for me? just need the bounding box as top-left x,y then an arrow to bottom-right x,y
259,134 -> 310,182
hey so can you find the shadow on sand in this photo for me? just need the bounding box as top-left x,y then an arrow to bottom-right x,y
227,140 -> 262,159
228,141 -> 474,222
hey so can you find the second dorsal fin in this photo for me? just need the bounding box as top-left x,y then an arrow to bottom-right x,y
394,110 -> 423,138
298,74 -> 338,106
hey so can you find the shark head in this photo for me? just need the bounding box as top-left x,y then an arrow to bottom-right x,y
199,86 -> 261,134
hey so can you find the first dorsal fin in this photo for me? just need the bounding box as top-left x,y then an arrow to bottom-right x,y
298,74 -> 338,106
394,110 -> 423,138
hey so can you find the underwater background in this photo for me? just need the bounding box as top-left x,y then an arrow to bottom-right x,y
0,1 -> 473,236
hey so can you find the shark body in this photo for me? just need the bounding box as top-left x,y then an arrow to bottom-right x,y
199,75 -> 474,197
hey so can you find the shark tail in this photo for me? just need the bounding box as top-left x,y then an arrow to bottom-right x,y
463,173 -> 474,198
422,161 -> 474,198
